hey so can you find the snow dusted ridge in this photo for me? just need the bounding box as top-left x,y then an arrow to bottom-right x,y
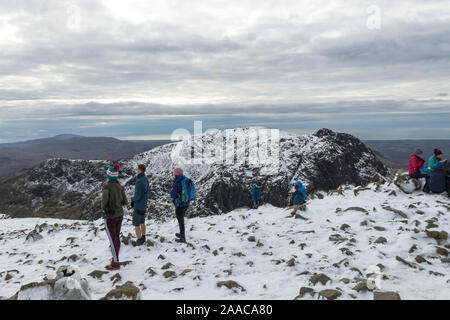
1,179 -> 449,300
0,127 -> 387,220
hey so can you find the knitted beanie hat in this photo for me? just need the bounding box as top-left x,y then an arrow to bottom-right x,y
434,148 -> 442,156
414,148 -> 423,156
173,167 -> 183,176
106,163 -> 120,180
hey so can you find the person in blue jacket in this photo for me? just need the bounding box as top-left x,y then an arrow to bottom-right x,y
251,181 -> 262,209
290,180 -> 306,206
128,164 -> 149,247
170,167 -> 189,243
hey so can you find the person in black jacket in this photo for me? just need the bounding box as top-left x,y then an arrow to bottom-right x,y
128,164 -> 150,247
429,162 -> 450,197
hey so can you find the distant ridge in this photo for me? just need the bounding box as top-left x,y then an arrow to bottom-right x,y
364,140 -> 450,168
0,135 -> 171,176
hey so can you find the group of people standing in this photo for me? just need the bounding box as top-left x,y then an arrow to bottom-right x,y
100,164 -> 190,271
409,148 -> 450,196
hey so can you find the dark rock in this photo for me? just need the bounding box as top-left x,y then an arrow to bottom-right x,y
318,289 -> 341,300
161,262 -> 174,270
216,280 -> 246,292
373,291 -> 401,300
436,247 -> 449,256
353,282 -> 370,292
101,281 -> 140,300
296,287 -> 315,299
344,207 -> 368,214
88,270 -> 108,279
309,273 -> 331,286
382,206 -> 408,219
145,267 -> 157,277
110,273 -> 121,285
374,237 -> 387,244
163,271 -> 177,279
286,258 -> 296,267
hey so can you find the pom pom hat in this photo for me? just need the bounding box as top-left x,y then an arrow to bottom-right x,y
106,163 -> 120,180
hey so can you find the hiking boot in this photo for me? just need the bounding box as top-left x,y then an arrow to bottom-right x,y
105,263 -> 120,271
132,237 -> 145,247
175,237 -> 186,243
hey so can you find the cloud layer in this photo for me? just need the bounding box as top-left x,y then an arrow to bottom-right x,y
0,0 -> 449,142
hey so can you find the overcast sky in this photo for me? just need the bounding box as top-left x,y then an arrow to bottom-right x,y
0,0 -> 449,142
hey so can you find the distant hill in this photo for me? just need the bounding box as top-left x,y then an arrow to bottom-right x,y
364,140 -> 450,168
0,135 -> 172,176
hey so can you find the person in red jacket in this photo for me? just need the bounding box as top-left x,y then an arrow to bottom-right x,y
409,148 -> 426,178
408,148 -> 430,192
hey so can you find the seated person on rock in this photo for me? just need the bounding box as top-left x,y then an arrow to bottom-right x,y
428,149 -> 445,171
409,148 -> 427,179
409,148 -> 431,192
429,162 -> 450,197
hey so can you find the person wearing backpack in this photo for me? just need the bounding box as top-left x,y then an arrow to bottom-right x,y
290,180 -> 306,206
170,167 -> 195,243
101,164 -> 128,270
128,164 -> 150,247
251,181 -> 262,209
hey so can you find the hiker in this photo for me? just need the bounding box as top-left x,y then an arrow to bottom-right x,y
429,162 -> 450,197
429,149 -> 444,171
251,181 -> 262,209
408,148 -> 427,179
128,164 -> 150,247
170,168 -> 194,243
290,180 -> 307,206
101,164 -> 128,270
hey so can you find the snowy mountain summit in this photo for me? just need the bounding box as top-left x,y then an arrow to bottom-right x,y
0,127 -> 387,220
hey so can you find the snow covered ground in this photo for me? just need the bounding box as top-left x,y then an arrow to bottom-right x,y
1,181 -> 449,300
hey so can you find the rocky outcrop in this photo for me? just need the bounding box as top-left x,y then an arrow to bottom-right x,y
0,128 -> 388,220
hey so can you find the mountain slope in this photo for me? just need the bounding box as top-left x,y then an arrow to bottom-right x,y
1,180 -> 449,300
0,128 -> 387,220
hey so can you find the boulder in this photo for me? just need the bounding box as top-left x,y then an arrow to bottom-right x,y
25,226 -> 43,243
13,265 -> 90,300
373,291 -> 401,300
294,287 -> 315,299
394,173 -> 421,194
374,237 -> 387,244
216,280 -> 246,292
101,281 -> 141,300
309,273 -> 331,286
318,289 -> 341,300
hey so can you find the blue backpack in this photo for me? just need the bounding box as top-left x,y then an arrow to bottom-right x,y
180,177 -> 195,203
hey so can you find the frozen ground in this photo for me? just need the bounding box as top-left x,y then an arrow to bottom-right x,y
0,181 -> 449,300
